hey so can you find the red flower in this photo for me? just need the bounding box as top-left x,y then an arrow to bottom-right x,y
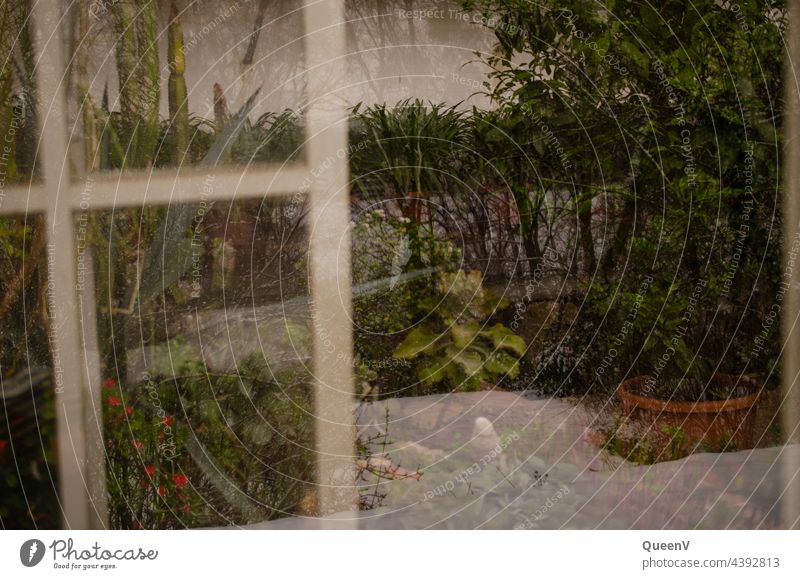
158,485 -> 167,497
125,405 -> 134,416
106,439 -> 114,449
107,395 -> 122,407
182,504 -> 192,514
132,440 -> 143,450
134,521 -> 144,529
172,473 -> 189,488
162,416 -> 173,427
144,464 -> 155,478
0,439 -> 7,453
103,378 -> 116,389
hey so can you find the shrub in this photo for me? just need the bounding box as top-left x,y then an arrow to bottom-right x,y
104,346 -> 315,529
392,270 -> 526,392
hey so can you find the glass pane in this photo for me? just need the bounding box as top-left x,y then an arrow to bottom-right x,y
82,196 -> 315,528
0,215 -> 59,529
0,1 -> 40,186
344,0 -> 793,529
64,0 -> 305,176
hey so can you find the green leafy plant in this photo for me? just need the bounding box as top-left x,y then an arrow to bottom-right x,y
350,99 -> 468,217
352,209 -> 460,332
392,270 -> 526,392
462,0 -> 784,401
351,209 -> 462,396
103,344 -> 317,529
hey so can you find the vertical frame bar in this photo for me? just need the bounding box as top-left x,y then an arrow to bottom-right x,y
304,0 -> 358,520
32,0 -> 97,528
782,0 -> 800,530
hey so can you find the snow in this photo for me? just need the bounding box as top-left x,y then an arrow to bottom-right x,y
254,392 -> 800,529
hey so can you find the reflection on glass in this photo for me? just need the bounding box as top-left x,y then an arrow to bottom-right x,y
83,196 -> 315,528
65,0 -> 305,175
0,215 -> 59,529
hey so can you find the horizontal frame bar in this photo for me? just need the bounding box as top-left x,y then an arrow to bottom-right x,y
2,165 -> 310,215
66,164 -> 310,211
0,183 -> 49,215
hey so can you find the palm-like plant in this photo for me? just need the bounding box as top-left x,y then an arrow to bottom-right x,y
350,99 -> 468,221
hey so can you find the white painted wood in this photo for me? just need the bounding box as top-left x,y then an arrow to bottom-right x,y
304,0 -> 358,522
32,0 -> 95,530
0,183 -> 48,214
64,165 -> 309,210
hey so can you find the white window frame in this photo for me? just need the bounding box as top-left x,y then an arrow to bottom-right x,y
0,0 -> 355,529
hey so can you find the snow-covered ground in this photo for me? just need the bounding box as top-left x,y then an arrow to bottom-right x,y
257,392 -> 800,529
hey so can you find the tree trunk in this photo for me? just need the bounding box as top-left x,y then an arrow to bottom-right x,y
601,197 -> 636,279
515,187 -> 541,276
577,188 -> 596,276
112,0 -> 160,169
242,0 -> 269,66
168,0 -> 190,165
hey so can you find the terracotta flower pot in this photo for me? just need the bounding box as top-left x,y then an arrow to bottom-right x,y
617,373 -> 761,454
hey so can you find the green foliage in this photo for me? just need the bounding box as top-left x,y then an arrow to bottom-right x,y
0,218 -> 49,373
0,0 -> 38,182
350,99 -> 468,203
465,0 -> 785,392
0,369 -> 59,529
111,0 -> 161,169
600,418 -> 691,465
0,218 -> 58,529
103,344 -> 316,529
352,209 -> 461,332
351,209 -> 462,396
392,270 -> 526,392
231,110 -> 304,165
528,320 -> 598,397
601,416 -> 744,464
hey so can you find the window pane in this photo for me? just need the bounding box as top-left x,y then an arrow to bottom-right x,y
81,195 -> 315,528
343,0 -> 793,529
0,215 -> 59,529
0,2 -> 40,186
65,0 -> 305,177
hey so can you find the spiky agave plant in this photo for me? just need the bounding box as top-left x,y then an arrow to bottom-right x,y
231,109 -> 304,164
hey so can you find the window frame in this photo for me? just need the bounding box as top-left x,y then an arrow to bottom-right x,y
0,0 -> 355,529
